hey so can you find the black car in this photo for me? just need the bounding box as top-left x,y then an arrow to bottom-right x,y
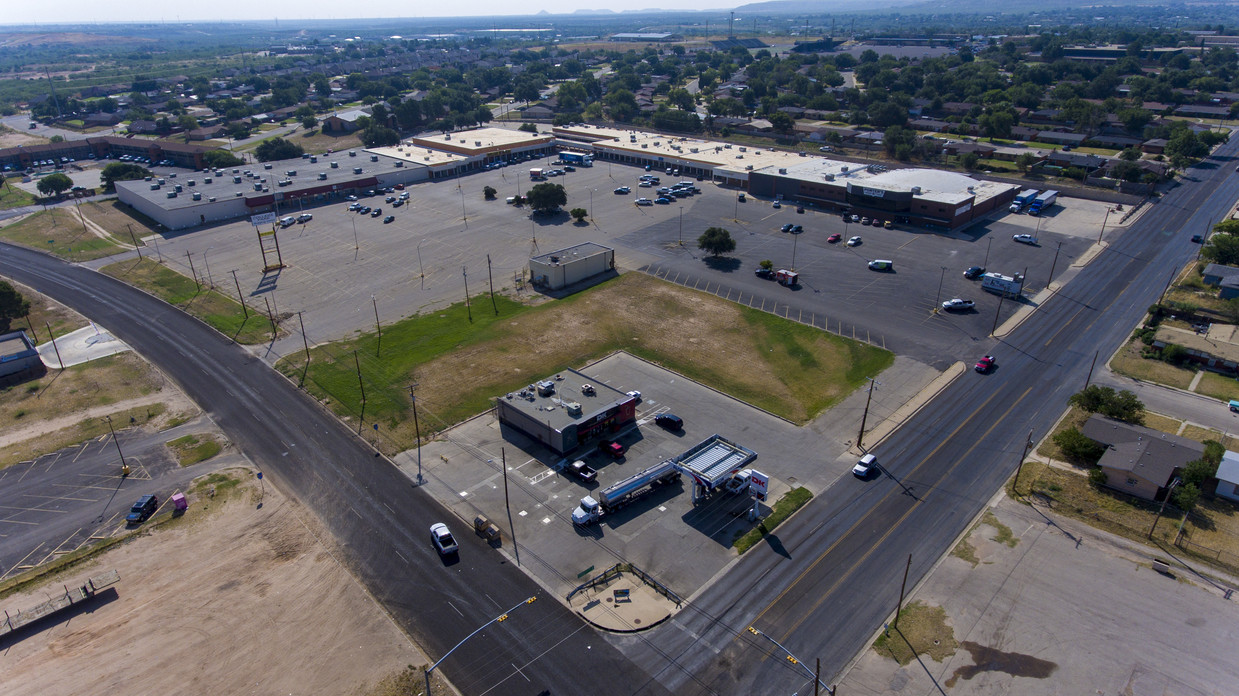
370,207 -> 382,217
126,494 -> 158,525
964,266 -> 986,280
1191,234 -> 1204,243
755,267 -> 774,279
655,413 -> 683,431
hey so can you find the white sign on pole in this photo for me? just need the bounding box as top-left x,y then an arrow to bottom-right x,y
749,469 -> 770,502
250,212 -> 276,226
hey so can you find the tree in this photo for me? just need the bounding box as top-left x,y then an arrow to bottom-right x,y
301,114 -> 318,130
697,227 -> 736,257
1016,152 -> 1038,173
959,152 -> 979,171
36,172 -> 73,197
1172,482 -> 1200,512
1052,427 -> 1104,464
518,122 -> 539,133
0,280 -> 31,332
359,124 -> 399,148
570,207 -> 588,222
759,259 -> 774,270
483,186 -> 497,200
100,162 -> 151,191
768,112 -> 795,134
525,182 -> 567,213
203,150 -> 244,168
1202,231 -> 1239,265
1069,385 -> 1144,424
255,137 -> 305,162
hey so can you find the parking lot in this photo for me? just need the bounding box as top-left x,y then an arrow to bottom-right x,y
0,416 -> 239,581
397,352 -> 934,599
105,155 -> 1125,370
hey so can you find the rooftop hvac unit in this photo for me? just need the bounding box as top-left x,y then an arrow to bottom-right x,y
204,177 -> 212,184
331,162 -> 339,168
208,196 -> 216,202
824,174 -> 835,181
192,192 -> 202,200
724,144 -> 732,149
353,167 -> 363,174
642,144 -> 648,148
739,146 -> 747,152
286,170 -> 297,176
746,165 -> 754,170
778,168 -> 787,174
264,163 -> 273,169
166,191 -> 176,198
395,161 -> 404,167
475,141 -> 482,146
755,150 -> 762,155
150,184 -> 159,190
967,186 -> 974,192
690,147 -> 699,153
736,154 -> 743,159
318,172 -> 328,180
157,178 -> 165,184
911,186 -> 922,194
349,151 -> 357,156
565,401 -> 583,417
841,166 -> 849,172
235,192 -> 243,197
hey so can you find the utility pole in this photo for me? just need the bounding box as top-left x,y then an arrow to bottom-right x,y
503,448 -> 519,566
264,296 -> 276,342
409,385 -> 422,484
991,292 -> 1006,335
934,266 -> 947,310
371,294 -> 381,357
126,224 -> 142,258
1084,349 -> 1099,389
1048,240 -> 1063,287
1149,478 -> 1181,539
856,377 -> 879,449
678,206 -> 684,245
45,322 -> 64,368
186,251 -> 200,291
462,266 -> 472,323
231,270 -> 249,319
297,311 -> 310,373
893,553 -> 912,630
1012,429 -> 1034,495
104,415 -> 130,476
353,350 -> 366,431
486,254 -> 498,314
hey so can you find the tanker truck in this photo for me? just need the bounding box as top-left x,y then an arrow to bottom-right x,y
571,460 -> 681,525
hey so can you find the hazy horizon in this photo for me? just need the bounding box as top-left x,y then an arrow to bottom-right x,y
2,2 -> 738,26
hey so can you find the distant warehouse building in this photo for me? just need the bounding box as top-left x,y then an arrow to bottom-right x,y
496,369 -> 637,456
529,242 -> 615,291
611,33 -> 682,42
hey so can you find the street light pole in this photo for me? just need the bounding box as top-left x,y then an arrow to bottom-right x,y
1048,240 -> 1063,288
984,235 -> 992,268
678,206 -> 684,245
856,376 -> 880,449
416,239 -> 426,288
1098,207 -> 1112,244
746,626 -> 834,695
425,597 -> 538,696
1149,478 -> 1182,539
934,266 -> 947,310
792,228 -> 800,270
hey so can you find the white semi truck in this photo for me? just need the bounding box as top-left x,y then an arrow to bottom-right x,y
571,460 -> 681,525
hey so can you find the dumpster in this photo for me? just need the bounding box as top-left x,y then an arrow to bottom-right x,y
171,492 -> 188,515
473,515 -> 501,542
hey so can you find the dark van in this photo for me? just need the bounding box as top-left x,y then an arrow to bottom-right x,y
654,413 -> 684,431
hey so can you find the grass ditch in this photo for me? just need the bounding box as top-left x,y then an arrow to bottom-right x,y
733,487 -> 813,553
167,433 -> 223,466
0,208 -> 126,261
0,181 -> 35,209
278,272 -> 892,452
872,601 -> 958,665
100,257 -> 276,344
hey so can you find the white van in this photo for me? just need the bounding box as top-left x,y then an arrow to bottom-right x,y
279,216 -> 296,228
867,259 -> 893,271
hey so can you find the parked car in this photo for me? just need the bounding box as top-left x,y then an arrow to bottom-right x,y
941,298 -> 975,311
614,186 -> 630,194
626,390 -> 642,401
296,213 -> 313,223
791,225 -> 803,234
975,355 -> 996,373
126,494 -> 158,525
1012,234 -> 1037,245
827,233 -> 842,243
635,198 -> 653,206
655,197 -> 671,204
655,413 -> 683,430
567,459 -> 597,483
598,439 -> 625,457
430,523 -> 458,555
755,267 -> 775,278
868,259 -> 893,271
772,200 -> 782,208
847,236 -> 862,246
370,208 -> 382,217
781,224 -> 794,233
348,203 -> 362,211
392,200 -> 403,207
884,220 -> 894,229
964,266 -> 986,280
383,215 -> 395,223
1191,234 -> 1204,243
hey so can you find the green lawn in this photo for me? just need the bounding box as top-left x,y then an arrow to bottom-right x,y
100,257 -> 275,344
0,183 -> 35,210
734,487 -> 813,553
0,208 -> 125,261
278,272 -> 893,450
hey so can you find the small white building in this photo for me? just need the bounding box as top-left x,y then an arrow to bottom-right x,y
529,242 -> 614,291
1215,450 -> 1239,503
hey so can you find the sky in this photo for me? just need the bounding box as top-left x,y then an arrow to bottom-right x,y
4,2 -> 738,25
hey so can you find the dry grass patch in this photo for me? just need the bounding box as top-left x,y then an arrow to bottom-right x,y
1141,411 -> 1185,435
1179,424 -> 1239,451
0,402 -> 167,469
1109,337 -> 1195,389
80,199 -> 159,241
1036,406 -> 1091,460
0,208 -> 125,261
1010,460 -> 1172,544
282,273 -> 891,451
872,601 -> 958,666
983,510 -> 1019,547
1179,496 -> 1239,562
0,181 -> 36,209
1193,371 -> 1239,403
2,277 -> 87,339
951,537 -> 979,566
290,128 -> 365,155
0,352 -> 163,425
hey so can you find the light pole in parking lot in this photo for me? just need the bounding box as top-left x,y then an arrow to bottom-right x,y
1048,240 -> 1063,287
934,266 -> 947,310
678,206 -> 684,245
589,188 -> 594,220
1099,206 -> 1113,244
856,376 -> 881,450
416,238 -> 426,288
457,184 -> 467,222
984,236 -> 992,267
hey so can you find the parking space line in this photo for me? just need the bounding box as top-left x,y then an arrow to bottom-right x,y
0,544 -> 45,580
22,493 -> 98,503
0,503 -> 69,514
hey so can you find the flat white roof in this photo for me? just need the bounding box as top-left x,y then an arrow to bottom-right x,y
409,126 -> 551,153
367,143 -> 467,167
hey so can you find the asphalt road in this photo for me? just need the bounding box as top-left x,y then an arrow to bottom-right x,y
0,246 -> 666,696
3,142 -> 1236,695
620,142 -> 1239,694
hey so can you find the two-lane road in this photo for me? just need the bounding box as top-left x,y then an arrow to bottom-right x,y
0,246 -> 666,696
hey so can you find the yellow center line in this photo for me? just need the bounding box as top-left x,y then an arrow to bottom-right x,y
774,386 -> 1034,644
744,385 -> 1006,634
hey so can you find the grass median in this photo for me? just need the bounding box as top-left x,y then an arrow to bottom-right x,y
100,257 -> 276,344
733,487 -> 813,553
0,207 -> 126,261
277,272 -> 893,451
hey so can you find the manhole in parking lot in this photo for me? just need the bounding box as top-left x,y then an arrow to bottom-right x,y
633,619 -> 641,625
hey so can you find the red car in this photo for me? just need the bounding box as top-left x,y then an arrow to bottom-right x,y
598,440 -> 625,457
975,355 -> 996,373
827,233 -> 842,243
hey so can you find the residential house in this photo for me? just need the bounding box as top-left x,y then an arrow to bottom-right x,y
1044,151 -> 1108,171
1033,131 -> 1088,147
1201,264 -> 1239,299
1088,134 -> 1144,149
127,120 -> 159,135
1151,322 -> 1239,373
1081,414 -> 1205,502
84,112 -> 123,127
187,125 -> 226,140
1174,104 -> 1231,119
1142,138 -> 1168,155
1010,126 -> 1040,141
944,141 -> 996,157
520,104 -> 556,121
322,108 -> 372,133
1215,450 -> 1239,503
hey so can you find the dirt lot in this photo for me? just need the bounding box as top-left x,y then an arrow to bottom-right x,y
0,473 -> 424,696
0,124 -> 48,149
